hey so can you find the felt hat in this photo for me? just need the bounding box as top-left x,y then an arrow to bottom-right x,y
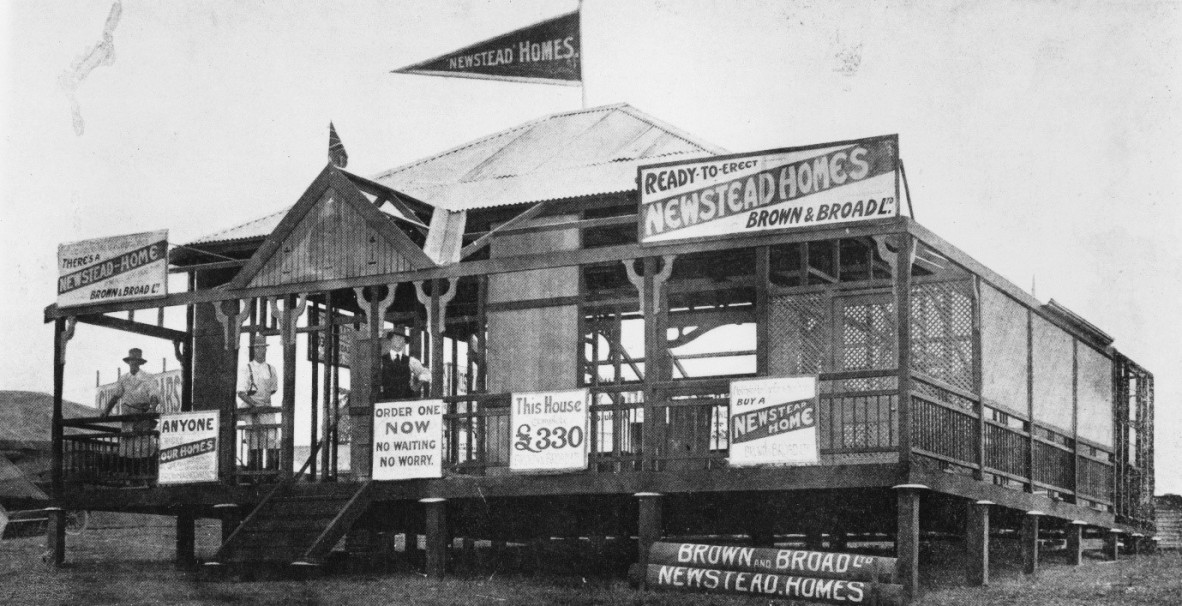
122,348 -> 147,364
384,329 -> 407,342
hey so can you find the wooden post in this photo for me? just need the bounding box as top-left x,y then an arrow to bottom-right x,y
430,280 -> 444,398
893,484 -> 924,599
1130,533 -> 1142,556
1104,529 -> 1120,561
755,246 -> 770,376
215,503 -> 240,543
972,276 -> 985,480
1025,308 -> 1035,491
1021,511 -> 1041,576
309,303 -> 319,480
321,292 -> 335,479
895,235 -> 915,477
966,500 -> 991,586
422,498 -> 448,578
176,509 -> 197,570
636,492 -> 663,576
1066,521 -> 1085,566
45,507 -> 66,567
47,317 -> 67,566
281,294 -> 297,478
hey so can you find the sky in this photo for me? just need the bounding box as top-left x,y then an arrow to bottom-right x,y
1,1 -> 1179,491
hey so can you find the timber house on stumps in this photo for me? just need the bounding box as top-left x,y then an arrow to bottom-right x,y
42,104 -> 1155,596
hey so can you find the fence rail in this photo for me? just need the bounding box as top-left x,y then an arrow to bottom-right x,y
62,414 -> 159,485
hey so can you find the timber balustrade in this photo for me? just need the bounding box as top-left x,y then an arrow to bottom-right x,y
62,413 -> 160,485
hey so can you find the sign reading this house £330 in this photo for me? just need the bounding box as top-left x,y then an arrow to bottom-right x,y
57,230 -> 168,308
510,388 -> 589,472
728,377 -> 819,467
638,136 -> 898,244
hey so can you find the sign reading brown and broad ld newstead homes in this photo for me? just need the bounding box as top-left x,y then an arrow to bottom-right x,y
638,136 -> 898,245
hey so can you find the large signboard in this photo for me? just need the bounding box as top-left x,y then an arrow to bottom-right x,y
728,377 -> 819,467
158,411 -> 219,484
96,369 -> 183,415
57,230 -> 168,308
392,11 -> 580,85
509,388 -> 589,472
372,400 -> 444,481
638,136 -> 898,245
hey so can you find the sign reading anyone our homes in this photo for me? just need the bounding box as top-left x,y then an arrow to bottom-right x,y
510,388 -> 589,472
158,411 -> 219,484
57,230 -> 169,308
638,136 -> 898,245
728,377 -> 819,467
372,400 -> 443,480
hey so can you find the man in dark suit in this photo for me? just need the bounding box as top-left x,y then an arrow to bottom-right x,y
378,330 -> 430,400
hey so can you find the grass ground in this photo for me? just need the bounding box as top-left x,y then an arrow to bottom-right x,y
0,516 -> 1179,605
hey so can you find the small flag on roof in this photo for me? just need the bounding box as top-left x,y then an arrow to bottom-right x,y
328,122 -> 348,168
392,10 -> 580,86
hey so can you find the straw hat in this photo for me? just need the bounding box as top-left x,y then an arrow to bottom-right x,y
250,335 -> 269,348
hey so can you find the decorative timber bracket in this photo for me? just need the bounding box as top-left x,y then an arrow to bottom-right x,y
623,255 -> 676,316
213,300 -> 251,350
269,294 -> 308,346
414,278 -> 459,335
353,285 -> 396,338
56,317 -> 77,364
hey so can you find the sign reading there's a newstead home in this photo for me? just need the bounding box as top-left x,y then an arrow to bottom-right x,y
372,400 -> 443,481
392,11 -> 580,86
510,388 -> 590,472
57,230 -> 168,308
728,376 -> 820,466
648,542 -> 896,582
637,136 -> 898,245
158,411 -> 219,484
642,564 -> 903,606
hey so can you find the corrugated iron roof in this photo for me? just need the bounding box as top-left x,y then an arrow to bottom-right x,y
187,103 -> 722,246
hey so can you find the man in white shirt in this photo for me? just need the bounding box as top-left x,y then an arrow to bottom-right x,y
378,330 -> 431,400
100,348 -> 160,463
237,335 -> 279,471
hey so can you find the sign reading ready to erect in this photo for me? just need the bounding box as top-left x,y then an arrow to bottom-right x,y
57,230 -> 168,308
372,400 -> 443,481
638,136 -> 898,245
510,388 -> 589,472
158,411 -> 219,484
728,377 -> 819,467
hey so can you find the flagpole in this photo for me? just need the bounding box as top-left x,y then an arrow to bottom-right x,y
579,0 -> 586,109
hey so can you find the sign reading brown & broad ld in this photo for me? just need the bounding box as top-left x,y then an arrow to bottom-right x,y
638,136 -> 898,245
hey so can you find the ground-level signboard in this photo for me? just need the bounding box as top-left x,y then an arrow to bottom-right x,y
728,376 -> 819,467
509,388 -> 589,472
372,400 -> 443,480
638,136 -> 898,245
57,230 -> 168,308
158,411 -> 219,484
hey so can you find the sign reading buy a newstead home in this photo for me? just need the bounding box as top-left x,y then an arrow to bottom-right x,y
57,230 -> 168,308
158,411 -> 219,484
372,400 -> 444,481
729,377 -> 819,467
511,389 -> 589,472
392,11 -> 580,85
638,136 -> 898,245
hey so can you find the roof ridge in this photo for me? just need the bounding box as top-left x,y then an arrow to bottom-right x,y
369,102 -> 635,182
616,104 -> 729,155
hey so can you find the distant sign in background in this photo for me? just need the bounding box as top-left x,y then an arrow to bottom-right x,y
728,377 -> 820,467
57,230 -> 168,308
638,136 -> 898,245
372,400 -> 443,481
510,388 -> 589,472
393,11 -> 580,85
158,411 -> 219,484
96,369 -> 183,415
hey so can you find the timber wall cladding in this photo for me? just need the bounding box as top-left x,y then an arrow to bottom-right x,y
487,214 -> 580,393
250,190 -> 417,287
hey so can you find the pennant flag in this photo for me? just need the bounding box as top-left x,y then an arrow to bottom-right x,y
328,122 -> 348,168
392,11 -> 580,86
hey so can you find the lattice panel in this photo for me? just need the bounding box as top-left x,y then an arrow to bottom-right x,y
769,294 -> 830,375
840,300 -> 895,371
910,281 -> 974,392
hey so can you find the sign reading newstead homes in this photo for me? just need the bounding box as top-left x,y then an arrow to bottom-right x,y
372,400 -> 443,481
158,411 -> 219,484
510,388 -> 589,472
728,377 -> 819,467
96,369 -> 183,415
57,230 -> 168,308
638,136 -> 898,245
392,11 -> 580,85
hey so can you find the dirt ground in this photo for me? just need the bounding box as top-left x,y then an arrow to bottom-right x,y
1,514 -> 1179,605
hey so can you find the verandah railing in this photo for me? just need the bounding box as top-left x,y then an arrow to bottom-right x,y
62,413 -> 160,485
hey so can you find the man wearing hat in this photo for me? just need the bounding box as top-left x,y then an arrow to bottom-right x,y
100,348 -> 161,472
378,330 -> 431,400
237,335 -> 280,471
